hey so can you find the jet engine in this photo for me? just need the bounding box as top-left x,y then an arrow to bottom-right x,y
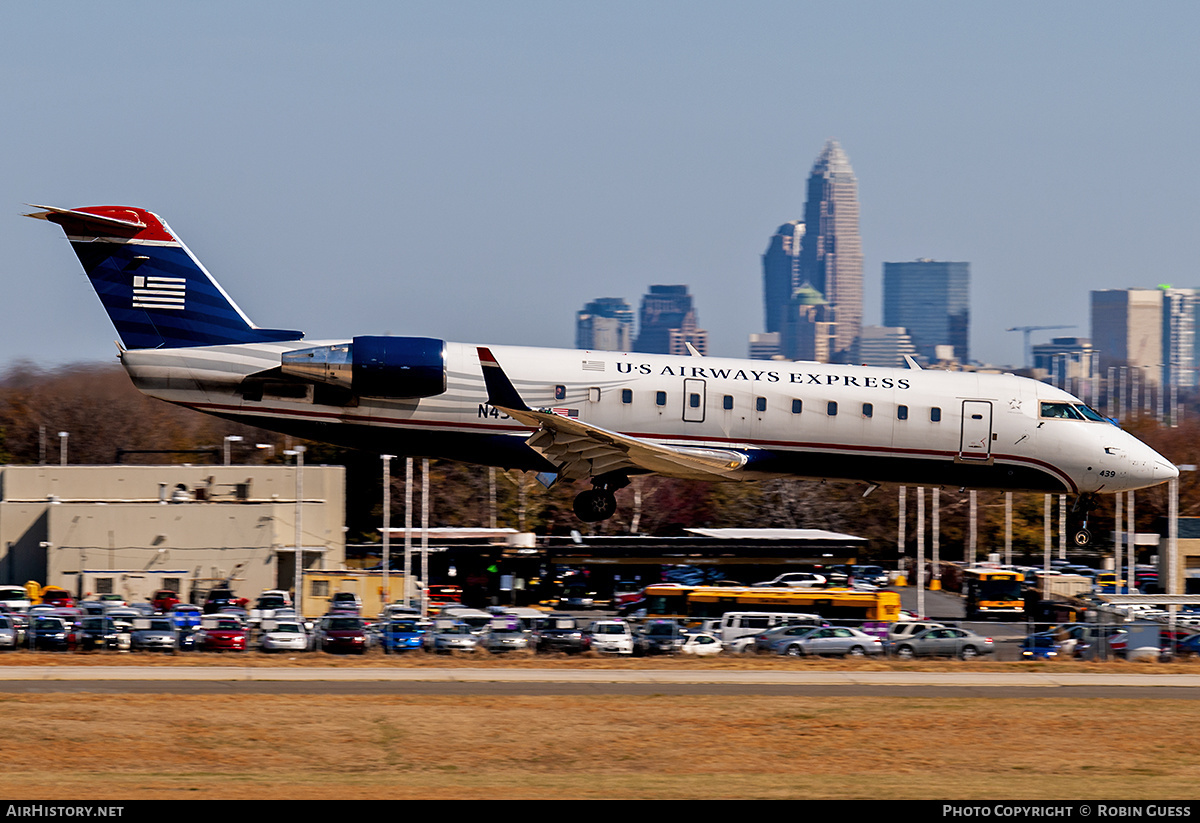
280,336 -> 446,399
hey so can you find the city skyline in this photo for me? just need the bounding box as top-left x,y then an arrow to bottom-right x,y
3,4 -> 1199,369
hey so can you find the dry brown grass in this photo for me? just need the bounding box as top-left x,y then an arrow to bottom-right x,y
0,691 -> 1197,799
1,651 -> 1199,798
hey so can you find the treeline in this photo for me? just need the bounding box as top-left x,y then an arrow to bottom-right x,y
0,362 -> 1194,559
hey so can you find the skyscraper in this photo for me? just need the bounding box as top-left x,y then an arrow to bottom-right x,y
633,285 -> 708,355
1090,289 -> 1163,377
796,139 -> 863,363
762,220 -> 804,335
882,259 -> 970,364
576,297 -> 634,352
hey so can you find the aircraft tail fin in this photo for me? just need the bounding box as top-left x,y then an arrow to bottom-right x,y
28,205 -> 303,350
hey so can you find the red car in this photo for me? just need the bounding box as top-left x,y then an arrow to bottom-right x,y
151,589 -> 181,613
198,616 -> 248,651
40,587 -> 75,609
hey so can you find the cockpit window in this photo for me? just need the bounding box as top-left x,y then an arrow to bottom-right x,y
1074,404 -> 1108,422
1040,402 -> 1084,420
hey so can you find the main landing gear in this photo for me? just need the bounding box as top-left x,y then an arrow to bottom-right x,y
572,474 -> 630,523
1070,493 -> 1099,547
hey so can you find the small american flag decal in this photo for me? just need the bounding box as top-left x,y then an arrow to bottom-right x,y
132,275 -> 186,310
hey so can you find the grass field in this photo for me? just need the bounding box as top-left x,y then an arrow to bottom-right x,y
0,651 -> 1196,799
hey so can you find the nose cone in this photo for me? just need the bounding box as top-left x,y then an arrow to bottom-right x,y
1128,442 -> 1178,490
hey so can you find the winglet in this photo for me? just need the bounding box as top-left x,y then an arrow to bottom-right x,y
477,347 -> 531,412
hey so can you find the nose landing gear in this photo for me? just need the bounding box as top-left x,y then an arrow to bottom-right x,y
1070,493 -> 1098,547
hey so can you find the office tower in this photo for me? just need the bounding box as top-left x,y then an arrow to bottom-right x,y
762,220 -> 804,335
576,297 -> 634,352
857,326 -> 919,368
1162,288 -> 1196,389
882,260 -> 970,364
1090,289 -> 1163,378
796,139 -> 863,363
748,332 -> 781,361
633,285 -> 708,356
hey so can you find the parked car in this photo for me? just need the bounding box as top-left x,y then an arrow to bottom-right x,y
29,615 -> 74,651
0,585 -> 31,613
536,615 -> 592,655
889,627 -> 995,660
259,619 -> 309,653
170,605 -> 203,631
327,592 -> 362,616
774,626 -> 884,657
752,623 -> 832,655
1020,634 -> 1062,660
0,614 -> 17,649
423,621 -> 481,654
381,618 -> 428,653
887,621 -> 946,643
679,632 -> 723,656
633,619 -> 687,656
481,618 -> 532,653
751,572 -> 827,588
197,615 -> 248,652
130,617 -> 178,652
203,588 -> 240,615
40,587 -> 75,609
558,584 -> 598,610
587,619 -> 635,655
150,589 -> 180,612
314,615 -> 369,654
79,616 -> 126,651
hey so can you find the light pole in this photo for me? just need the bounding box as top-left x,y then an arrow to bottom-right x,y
223,435 -> 243,466
381,454 -> 395,608
284,446 -> 306,618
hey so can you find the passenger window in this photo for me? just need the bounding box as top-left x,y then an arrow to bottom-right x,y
897,405 -> 908,420
930,407 -> 942,422
723,395 -> 734,410
862,403 -> 873,418
655,391 -> 667,407
588,387 -> 601,403
621,389 -> 633,404
555,385 -> 567,401
827,401 -> 838,416
791,399 -> 802,414
756,397 -> 767,412
689,393 -> 701,409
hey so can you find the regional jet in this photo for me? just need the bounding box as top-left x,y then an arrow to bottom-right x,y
29,205 -> 1178,539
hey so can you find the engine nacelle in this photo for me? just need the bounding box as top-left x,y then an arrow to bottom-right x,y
280,336 -> 446,399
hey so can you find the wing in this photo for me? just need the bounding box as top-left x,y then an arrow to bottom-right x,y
477,347 -> 749,482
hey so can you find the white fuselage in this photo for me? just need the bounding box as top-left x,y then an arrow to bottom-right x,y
119,340 -> 1177,495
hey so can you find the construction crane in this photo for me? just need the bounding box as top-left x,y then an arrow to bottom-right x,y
1006,325 -> 1076,370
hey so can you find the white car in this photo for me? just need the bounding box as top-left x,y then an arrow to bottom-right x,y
679,632 -> 723,656
751,573 -> 827,588
588,620 -> 634,655
259,620 -> 309,652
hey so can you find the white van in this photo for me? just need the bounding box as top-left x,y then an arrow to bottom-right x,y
719,611 -> 825,653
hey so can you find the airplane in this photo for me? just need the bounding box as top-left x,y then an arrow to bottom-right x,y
29,205 -> 1178,542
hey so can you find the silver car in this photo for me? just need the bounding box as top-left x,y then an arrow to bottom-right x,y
888,627 -> 995,660
130,617 -> 178,652
773,626 -> 884,658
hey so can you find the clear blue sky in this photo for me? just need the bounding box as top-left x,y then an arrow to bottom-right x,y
4,1 -> 1198,367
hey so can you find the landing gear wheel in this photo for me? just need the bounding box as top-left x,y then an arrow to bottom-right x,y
1073,528 -> 1092,548
573,489 -> 617,522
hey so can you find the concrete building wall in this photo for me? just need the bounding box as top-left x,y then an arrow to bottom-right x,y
0,465 -> 345,603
